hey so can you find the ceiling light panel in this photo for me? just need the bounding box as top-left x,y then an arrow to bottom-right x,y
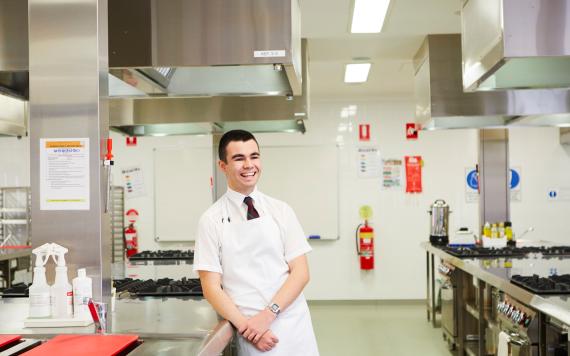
351,0 -> 391,33
344,63 -> 372,83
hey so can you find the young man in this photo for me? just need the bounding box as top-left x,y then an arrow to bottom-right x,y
194,130 -> 319,355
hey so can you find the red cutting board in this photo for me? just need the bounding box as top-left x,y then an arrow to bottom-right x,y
22,334 -> 139,356
0,335 -> 21,348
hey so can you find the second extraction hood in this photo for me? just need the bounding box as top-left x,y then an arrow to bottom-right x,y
414,34 -> 570,130
108,0 -> 302,98
462,0 -> 570,92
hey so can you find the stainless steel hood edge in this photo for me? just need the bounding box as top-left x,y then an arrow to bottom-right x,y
110,39 -> 309,135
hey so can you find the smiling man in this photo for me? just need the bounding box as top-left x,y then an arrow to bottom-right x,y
194,130 -> 319,355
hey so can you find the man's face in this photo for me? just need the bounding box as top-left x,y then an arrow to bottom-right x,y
219,139 -> 261,195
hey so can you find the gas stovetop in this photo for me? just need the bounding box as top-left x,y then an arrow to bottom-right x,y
114,277 -> 202,297
442,245 -> 570,258
511,274 -> 570,295
0,283 -> 29,297
129,250 -> 194,261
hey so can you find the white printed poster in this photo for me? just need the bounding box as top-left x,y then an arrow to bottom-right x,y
357,147 -> 382,179
122,166 -> 145,199
382,159 -> 402,189
40,138 -> 90,210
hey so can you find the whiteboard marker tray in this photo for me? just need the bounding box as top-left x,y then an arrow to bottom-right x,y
24,317 -> 93,328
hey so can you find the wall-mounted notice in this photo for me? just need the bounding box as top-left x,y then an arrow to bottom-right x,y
382,159 -> 402,189
405,156 -> 422,193
357,147 -> 381,178
122,166 -> 145,199
40,138 -> 90,210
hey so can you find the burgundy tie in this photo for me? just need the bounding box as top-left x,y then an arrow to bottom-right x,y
243,196 -> 260,220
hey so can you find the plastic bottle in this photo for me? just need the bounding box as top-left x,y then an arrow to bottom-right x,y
491,224 -> 499,239
72,268 -> 93,320
50,243 -> 73,318
498,222 -> 505,238
483,222 -> 491,238
29,243 -> 52,318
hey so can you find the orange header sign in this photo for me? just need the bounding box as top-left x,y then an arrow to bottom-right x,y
45,141 -> 84,148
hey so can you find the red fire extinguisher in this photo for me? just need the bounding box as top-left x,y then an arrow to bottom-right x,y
356,206 -> 375,270
125,209 -> 139,258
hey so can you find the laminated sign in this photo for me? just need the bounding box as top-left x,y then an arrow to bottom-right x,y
405,156 -> 422,193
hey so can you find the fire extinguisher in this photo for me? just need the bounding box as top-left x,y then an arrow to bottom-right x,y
125,209 -> 139,258
356,206 -> 374,270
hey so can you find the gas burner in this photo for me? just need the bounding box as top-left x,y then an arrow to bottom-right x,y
442,246 -> 527,258
129,250 -> 194,261
442,245 -> 570,258
113,277 -> 203,297
511,274 -> 570,295
0,283 -> 30,298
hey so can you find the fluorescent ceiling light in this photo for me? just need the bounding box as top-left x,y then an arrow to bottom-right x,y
351,0 -> 390,33
344,63 -> 371,83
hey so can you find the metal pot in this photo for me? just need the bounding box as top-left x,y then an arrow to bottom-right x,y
429,199 -> 450,245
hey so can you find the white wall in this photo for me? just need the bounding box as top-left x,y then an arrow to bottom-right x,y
509,127 -> 570,243
255,97 -> 479,300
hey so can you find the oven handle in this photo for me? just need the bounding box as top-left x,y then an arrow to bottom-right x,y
508,332 -> 529,346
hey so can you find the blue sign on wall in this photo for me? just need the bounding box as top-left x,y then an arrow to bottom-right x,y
466,168 -> 520,190
466,170 -> 478,190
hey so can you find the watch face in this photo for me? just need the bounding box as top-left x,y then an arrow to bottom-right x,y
269,304 -> 280,313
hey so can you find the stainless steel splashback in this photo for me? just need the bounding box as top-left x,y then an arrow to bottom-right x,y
462,0 -> 570,92
108,0 -> 302,97
414,34 -> 570,130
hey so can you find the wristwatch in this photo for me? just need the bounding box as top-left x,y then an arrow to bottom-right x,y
267,302 -> 280,317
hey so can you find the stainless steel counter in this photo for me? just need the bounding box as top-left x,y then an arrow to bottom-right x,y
422,241 -> 570,326
0,297 -> 233,355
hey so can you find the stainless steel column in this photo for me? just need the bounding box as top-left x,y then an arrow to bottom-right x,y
28,0 -> 111,310
478,129 -> 510,228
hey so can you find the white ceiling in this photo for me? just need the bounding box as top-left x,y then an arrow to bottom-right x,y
300,0 -> 462,97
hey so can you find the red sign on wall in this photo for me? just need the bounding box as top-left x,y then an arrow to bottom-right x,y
126,137 -> 137,146
359,124 -> 370,141
406,123 -> 418,140
405,156 -> 423,193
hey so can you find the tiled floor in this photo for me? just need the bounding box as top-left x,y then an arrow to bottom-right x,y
308,301 -> 451,356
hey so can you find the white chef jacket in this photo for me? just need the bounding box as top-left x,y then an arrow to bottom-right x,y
193,186 -> 312,274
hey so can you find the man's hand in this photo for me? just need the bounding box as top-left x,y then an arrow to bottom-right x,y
254,329 -> 279,352
241,309 -> 276,343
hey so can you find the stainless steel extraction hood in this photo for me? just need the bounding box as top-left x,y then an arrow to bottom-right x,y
110,39 -> 309,136
414,34 -> 570,130
462,0 -> 570,92
0,0 -> 28,100
108,0 -> 302,98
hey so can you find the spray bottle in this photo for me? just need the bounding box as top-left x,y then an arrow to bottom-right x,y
50,243 -> 73,318
29,243 -> 52,318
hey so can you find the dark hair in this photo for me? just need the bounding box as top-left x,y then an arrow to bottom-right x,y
218,130 -> 259,162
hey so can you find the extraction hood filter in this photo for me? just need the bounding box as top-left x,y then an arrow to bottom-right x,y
462,0 -> 570,92
414,35 -> 570,130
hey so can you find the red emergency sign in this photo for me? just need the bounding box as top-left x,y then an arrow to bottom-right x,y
359,124 -> 370,141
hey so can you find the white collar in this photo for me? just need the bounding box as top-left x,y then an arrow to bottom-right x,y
226,186 -> 260,206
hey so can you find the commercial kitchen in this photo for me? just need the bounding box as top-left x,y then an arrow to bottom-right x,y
1,0 -> 570,355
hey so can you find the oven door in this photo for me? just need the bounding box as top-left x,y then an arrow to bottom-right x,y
441,277 -> 456,338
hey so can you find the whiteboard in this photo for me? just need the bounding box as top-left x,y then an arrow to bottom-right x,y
153,147 -> 213,242
257,145 -> 340,240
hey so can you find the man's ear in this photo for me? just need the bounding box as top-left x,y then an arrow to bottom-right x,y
218,159 -> 227,173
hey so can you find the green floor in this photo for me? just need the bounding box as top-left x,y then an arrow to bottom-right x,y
308,301 -> 451,356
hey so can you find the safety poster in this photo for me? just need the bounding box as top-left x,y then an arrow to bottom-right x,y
40,138 -> 90,210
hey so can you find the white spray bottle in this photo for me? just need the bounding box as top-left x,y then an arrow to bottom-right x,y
29,243 -> 52,318
50,243 -> 73,318
72,268 -> 92,320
